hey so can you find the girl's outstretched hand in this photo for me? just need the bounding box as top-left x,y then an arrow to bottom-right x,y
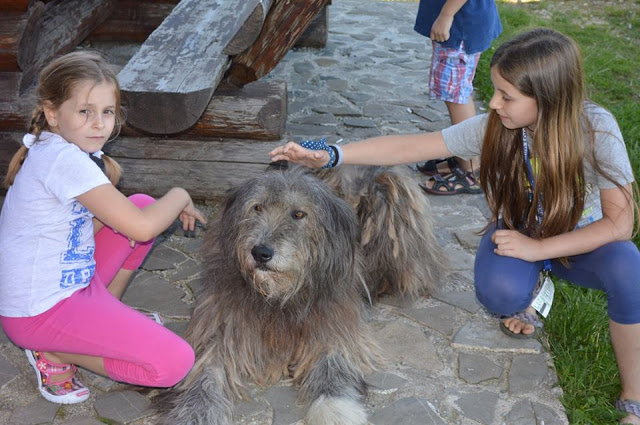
179,200 -> 207,232
491,229 -> 545,262
269,141 -> 330,169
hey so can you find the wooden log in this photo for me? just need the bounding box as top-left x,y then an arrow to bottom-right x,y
0,75 -> 287,138
89,0 -> 273,52
0,2 -> 44,72
0,0 -> 31,12
117,0 -> 269,135
294,4 -> 328,49
0,72 -> 31,132
20,0 -> 116,91
88,0 -> 179,42
224,0 -> 274,56
0,132 -> 21,189
104,137 -> 284,199
225,0 -> 330,87
123,80 -> 286,140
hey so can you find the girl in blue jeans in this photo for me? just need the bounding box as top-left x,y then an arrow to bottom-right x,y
270,28 -> 640,424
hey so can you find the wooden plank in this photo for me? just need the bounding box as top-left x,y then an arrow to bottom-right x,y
117,0 -> 266,135
104,136 -> 282,162
20,0 -> 115,91
88,0 -> 179,42
103,131 -> 285,200
225,0 -> 330,87
122,80 -> 286,140
224,0 -> 274,55
0,2 -> 44,72
294,4 -> 328,49
114,158 -> 270,199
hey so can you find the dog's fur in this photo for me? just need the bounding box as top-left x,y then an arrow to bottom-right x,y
158,165 -> 445,425
319,165 -> 445,298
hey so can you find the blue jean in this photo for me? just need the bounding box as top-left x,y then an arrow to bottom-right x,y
475,223 -> 640,324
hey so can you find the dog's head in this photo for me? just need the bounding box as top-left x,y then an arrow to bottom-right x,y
213,166 -> 361,304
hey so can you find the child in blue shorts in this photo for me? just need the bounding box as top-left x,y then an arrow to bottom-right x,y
414,0 -> 502,195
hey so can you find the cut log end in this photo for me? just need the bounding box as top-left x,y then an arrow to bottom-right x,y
122,89 -> 214,135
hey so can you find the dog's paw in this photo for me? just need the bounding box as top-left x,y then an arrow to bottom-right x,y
305,394 -> 367,425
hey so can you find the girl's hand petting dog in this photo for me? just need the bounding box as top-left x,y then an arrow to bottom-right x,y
269,141 -> 330,169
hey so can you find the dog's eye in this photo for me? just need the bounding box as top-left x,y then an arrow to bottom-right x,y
292,210 -> 306,220
254,204 -> 263,212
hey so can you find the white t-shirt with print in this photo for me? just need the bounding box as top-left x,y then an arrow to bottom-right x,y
0,132 -> 110,317
441,103 -> 634,228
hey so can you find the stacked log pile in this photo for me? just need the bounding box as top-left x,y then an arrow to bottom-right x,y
0,0 -> 330,199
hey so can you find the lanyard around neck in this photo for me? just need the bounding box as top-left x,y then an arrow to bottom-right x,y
522,129 -> 552,273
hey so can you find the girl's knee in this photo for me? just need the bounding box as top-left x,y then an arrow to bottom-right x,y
152,338 -> 195,387
475,269 -> 536,316
128,193 -> 156,209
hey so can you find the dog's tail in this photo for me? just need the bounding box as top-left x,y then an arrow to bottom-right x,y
301,352 -> 369,425
155,345 -> 234,425
357,166 -> 448,297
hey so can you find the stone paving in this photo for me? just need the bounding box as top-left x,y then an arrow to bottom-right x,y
0,0 -> 570,424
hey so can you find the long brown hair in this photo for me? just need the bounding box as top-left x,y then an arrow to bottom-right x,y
480,28 -> 637,242
3,50 -> 123,188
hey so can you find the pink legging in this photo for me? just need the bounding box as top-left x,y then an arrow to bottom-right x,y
0,194 -> 194,387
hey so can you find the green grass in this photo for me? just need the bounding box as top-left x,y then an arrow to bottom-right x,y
473,2 -> 640,424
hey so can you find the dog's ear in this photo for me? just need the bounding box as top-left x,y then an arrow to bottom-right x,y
266,160 -> 289,171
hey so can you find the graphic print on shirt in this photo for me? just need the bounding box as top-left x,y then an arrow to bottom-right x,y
60,201 -> 95,289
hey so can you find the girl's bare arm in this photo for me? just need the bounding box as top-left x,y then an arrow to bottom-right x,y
77,184 -> 207,242
269,132 -> 454,168
493,184 -> 635,261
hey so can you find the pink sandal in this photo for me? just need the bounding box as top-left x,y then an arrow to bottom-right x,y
25,349 -> 90,404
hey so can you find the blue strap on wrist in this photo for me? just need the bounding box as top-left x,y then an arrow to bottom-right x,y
300,138 -> 338,169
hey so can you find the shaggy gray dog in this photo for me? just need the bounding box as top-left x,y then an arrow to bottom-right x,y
319,164 -> 446,298
158,164 -> 445,425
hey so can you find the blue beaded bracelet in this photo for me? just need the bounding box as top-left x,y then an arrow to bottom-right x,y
300,138 -> 339,169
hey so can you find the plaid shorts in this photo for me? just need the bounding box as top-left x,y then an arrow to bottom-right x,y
428,41 -> 482,104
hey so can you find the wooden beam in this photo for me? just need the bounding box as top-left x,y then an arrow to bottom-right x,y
88,0 -> 179,42
224,0 -> 274,55
0,2 -> 44,72
225,0 -> 330,87
293,4 -> 328,49
104,137 -> 283,199
20,0 -> 115,91
117,0 -> 268,135
0,76 -> 287,140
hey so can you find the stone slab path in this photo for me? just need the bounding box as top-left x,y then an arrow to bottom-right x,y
0,1 -> 569,424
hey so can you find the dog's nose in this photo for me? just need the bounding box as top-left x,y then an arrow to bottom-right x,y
251,245 -> 274,263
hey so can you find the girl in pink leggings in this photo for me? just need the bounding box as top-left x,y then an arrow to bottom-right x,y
0,51 -> 206,404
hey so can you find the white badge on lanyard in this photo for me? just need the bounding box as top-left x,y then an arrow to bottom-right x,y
531,272 -> 554,318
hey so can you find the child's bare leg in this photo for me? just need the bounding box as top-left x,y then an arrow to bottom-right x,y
445,99 -> 476,125
445,100 -> 479,173
610,320 -> 640,424
107,268 -> 136,300
37,351 -> 106,382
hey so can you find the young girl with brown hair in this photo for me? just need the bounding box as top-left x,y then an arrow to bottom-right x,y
0,51 -> 206,404
270,28 -> 640,423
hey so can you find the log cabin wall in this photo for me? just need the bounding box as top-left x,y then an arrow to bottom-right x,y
0,0 -> 330,199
